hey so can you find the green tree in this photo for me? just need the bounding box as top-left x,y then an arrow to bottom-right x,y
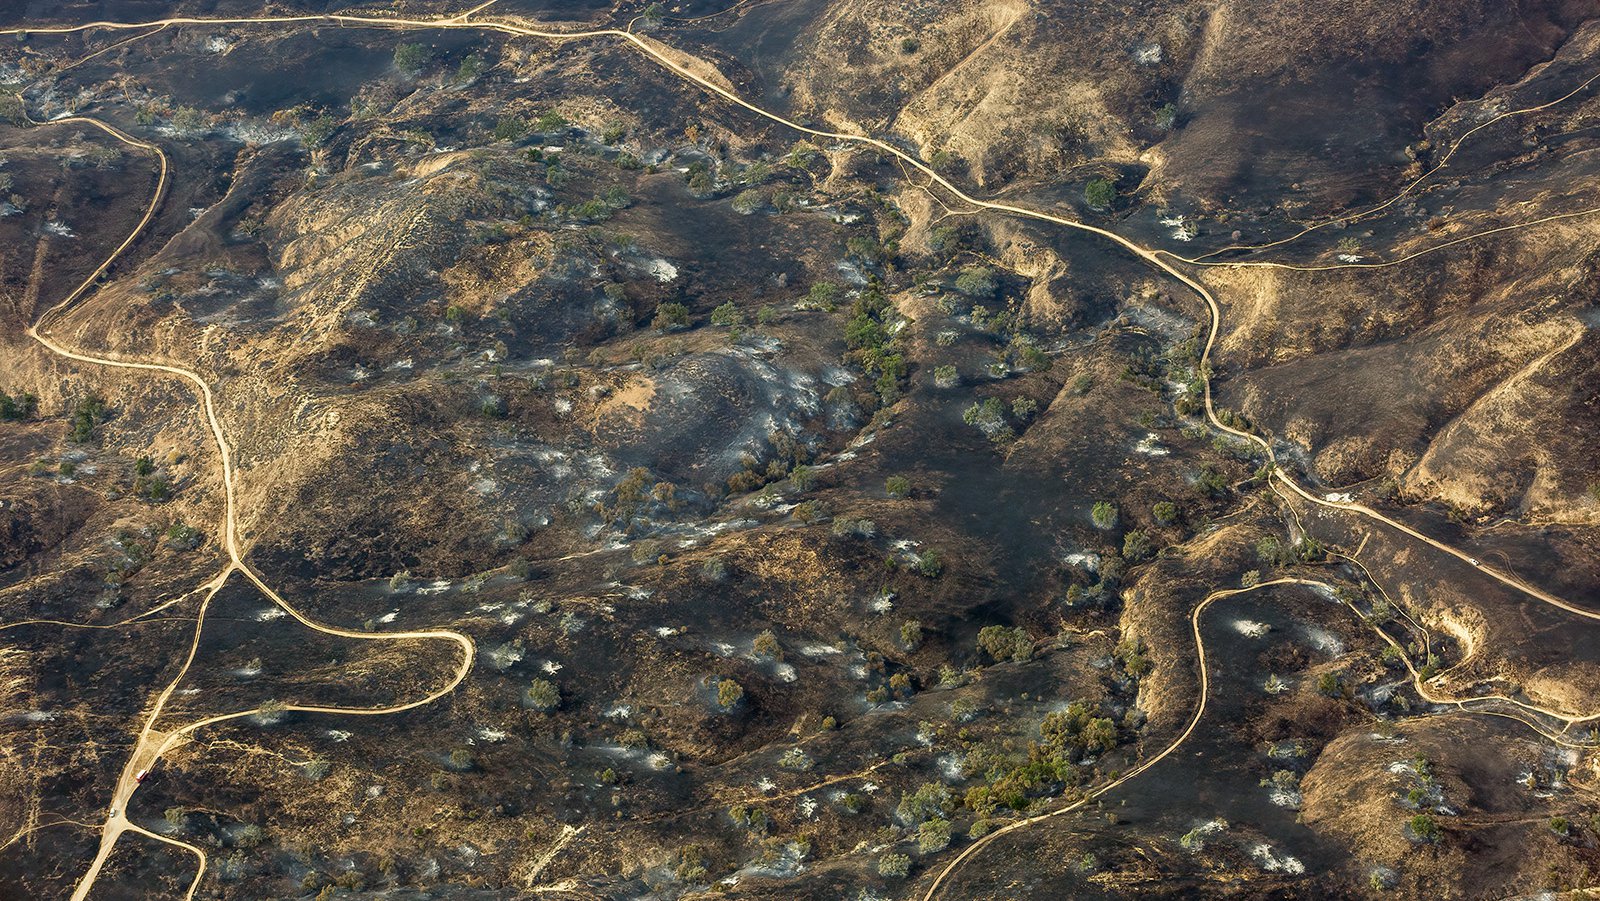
716,678 -> 744,710
788,464 -> 815,491
752,629 -> 782,660
954,266 -> 997,298
710,301 -> 742,326
1408,813 -> 1439,842
731,188 -> 764,215
878,852 -> 911,877
1084,178 -> 1116,210
0,390 -> 36,421
455,52 -> 485,82
917,818 -> 952,853
393,42 -> 431,74
885,475 -> 911,499
1122,529 -> 1153,562
652,302 -> 690,330
804,282 -> 839,310
1116,636 -> 1151,677
1256,536 -> 1284,566
899,619 -> 924,651
67,394 -> 107,443
977,625 -> 1032,663
526,678 -> 560,711
896,782 -> 953,825
1315,672 -> 1341,697
492,115 -> 528,142
1152,501 -> 1178,525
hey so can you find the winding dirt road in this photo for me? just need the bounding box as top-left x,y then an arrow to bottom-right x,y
3,3 -> 1596,898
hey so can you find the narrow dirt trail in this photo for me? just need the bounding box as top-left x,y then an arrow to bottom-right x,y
6,116 -> 476,901
3,5 -> 1597,898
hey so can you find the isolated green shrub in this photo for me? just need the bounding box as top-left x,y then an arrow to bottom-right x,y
1091,501 -> 1118,530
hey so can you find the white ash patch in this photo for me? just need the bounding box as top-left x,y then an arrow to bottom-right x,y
43,221 -> 76,238
1134,42 -> 1163,64
800,644 -> 842,657
1250,843 -> 1305,875
540,660 -> 562,674
1180,818 -> 1227,851
1135,433 -> 1169,456
938,754 -> 964,780
476,728 -> 507,743
774,663 -> 797,683
1323,492 -> 1352,503
256,607 -> 286,622
1268,786 -> 1303,808
1233,619 -> 1271,638
1301,625 -> 1345,654
713,641 -> 736,657
1159,213 -> 1195,241
655,626 -> 680,638
834,259 -> 867,284
222,122 -> 299,145
1062,552 -> 1100,572
1337,253 -> 1364,263
644,257 -> 678,282
484,643 -> 524,670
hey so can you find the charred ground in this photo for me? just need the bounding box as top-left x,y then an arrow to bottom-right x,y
2,1 -> 1600,899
